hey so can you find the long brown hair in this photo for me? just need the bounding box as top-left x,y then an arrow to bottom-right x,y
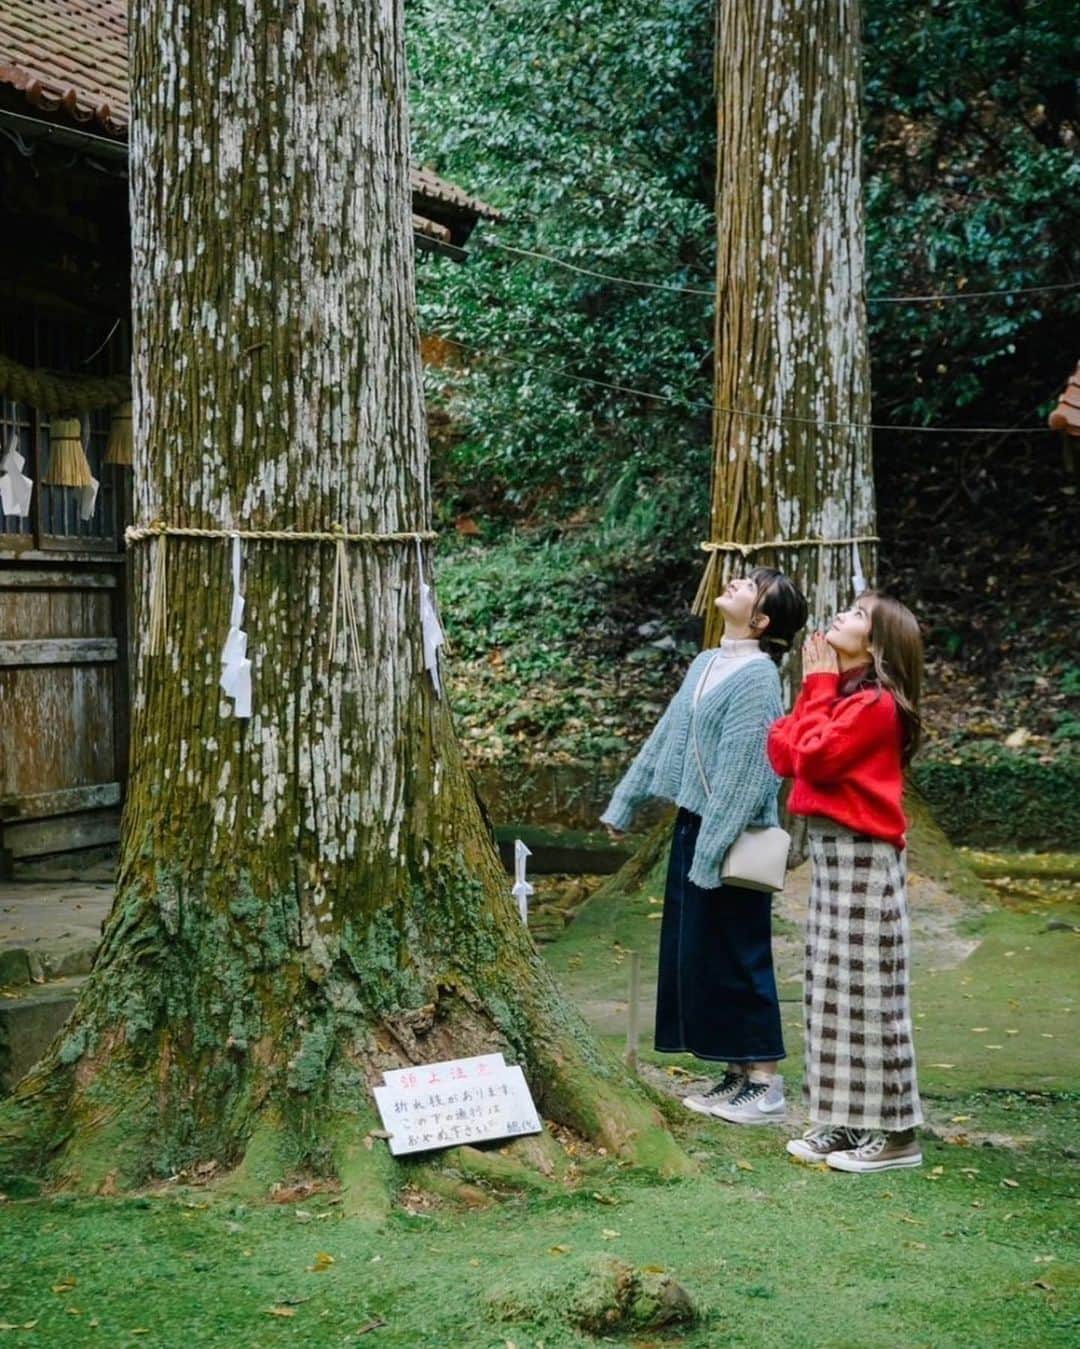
859,591 -> 924,765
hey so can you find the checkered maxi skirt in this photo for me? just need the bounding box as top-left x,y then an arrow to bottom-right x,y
803,824 -> 923,1131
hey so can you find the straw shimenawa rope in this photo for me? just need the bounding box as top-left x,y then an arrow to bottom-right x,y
691,535 -> 880,616
0,353 -> 130,416
127,522 -> 440,660
125,524 -> 439,545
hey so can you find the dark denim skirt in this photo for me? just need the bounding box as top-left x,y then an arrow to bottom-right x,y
654,808 -> 785,1063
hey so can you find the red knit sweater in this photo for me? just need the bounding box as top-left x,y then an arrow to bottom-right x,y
768,672 -> 907,848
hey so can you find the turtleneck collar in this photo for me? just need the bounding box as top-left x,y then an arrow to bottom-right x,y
838,661 -> 877,696
718,636 -> 764,658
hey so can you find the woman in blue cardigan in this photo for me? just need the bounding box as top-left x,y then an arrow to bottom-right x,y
602,569 -> 807,1125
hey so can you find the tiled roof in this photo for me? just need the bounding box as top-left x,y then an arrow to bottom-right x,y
0,0 -> 500,223
0,0 -> 128,135
1048,361 -> 1080,438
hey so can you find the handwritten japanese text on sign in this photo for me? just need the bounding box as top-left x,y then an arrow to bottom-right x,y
372,1053 -> 542,1156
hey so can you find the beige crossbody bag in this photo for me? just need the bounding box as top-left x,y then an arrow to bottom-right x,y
690,654 -> 790,893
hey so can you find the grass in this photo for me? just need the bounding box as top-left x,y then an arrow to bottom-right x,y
1,866 -> 1077,1346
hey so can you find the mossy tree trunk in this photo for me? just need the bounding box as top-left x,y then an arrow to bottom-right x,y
0,0 -> 684,1196
701,0 -> 874,650
600,1 -> 872,892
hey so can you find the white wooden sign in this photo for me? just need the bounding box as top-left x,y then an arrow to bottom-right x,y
372,1053 -> 542,1156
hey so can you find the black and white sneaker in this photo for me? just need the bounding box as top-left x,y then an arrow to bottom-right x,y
682,1070 -> 747,1115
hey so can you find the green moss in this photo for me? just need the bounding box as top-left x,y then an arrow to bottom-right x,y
913,749 -> 1080,850
286,1023 -> 333,1094
57,1025 -> 91,1066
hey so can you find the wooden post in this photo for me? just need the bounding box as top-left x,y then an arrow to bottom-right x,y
625,949 -> 641,1073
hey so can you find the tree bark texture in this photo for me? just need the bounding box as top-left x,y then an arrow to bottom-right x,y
702,0 -> 874,648
1,0 -> 683,1193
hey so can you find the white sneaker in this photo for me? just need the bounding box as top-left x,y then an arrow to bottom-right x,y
712,1074 -> 786,1124
682,1069 -> 746,1115
826,1130 -> 922,1173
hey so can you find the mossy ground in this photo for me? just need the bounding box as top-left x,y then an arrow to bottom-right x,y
1,860 -> 1077,1347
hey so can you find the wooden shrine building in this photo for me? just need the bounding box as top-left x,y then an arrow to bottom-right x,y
0,1 -> 498,874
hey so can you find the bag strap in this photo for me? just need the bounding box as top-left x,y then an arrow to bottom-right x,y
690,653 -> 720,799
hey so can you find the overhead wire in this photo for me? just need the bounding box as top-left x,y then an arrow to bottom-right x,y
478,236 -> 1080,306
433,334 -> 1051,437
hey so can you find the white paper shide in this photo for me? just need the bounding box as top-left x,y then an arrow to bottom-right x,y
372,1052 -> 542,1156
512,838 -> 534,924
416,538 -> 445,696
219,535 -> 252,718
0,434 -> 33,518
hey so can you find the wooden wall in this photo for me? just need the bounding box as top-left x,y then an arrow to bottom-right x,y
0,564 -> 127,870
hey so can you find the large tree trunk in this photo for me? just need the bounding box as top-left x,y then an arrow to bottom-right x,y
0,0 -> 684,1198
598,1 -> 872,899
700,0 -> 874,648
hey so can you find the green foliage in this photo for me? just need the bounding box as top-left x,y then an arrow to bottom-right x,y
863,0 -> 1080,426
409,0 -> 1078,526
913,745 -> 1080,849
409,0 -> 714,536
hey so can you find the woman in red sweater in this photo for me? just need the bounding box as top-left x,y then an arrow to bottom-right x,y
768,591 -> 924,1173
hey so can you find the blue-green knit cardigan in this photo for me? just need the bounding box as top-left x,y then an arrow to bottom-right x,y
600,652 -> 783,889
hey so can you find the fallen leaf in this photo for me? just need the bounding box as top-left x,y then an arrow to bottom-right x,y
268,1307 -> 297,1318
904,1241 -> 927,1251
548,1244 -> 571,1255
601,1229 -> 620,1240
1005,1029 -> 1019,1036
52,1276 -> 77,1294
1002,1179 -> 1020,1189
309,1251 -> 335,1272
642,1264 -> 667,1273
735,1159 -> 754,1172
970,1027 -> 988,1033
356,1319 -> 387,1337
951,1115 -> 971,1123
971,1200 -> 984,1209
591,1192 -> 617,1205
930,1166 -> 945,1177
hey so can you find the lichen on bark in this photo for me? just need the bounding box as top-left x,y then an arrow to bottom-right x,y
0,0 -> 686,1198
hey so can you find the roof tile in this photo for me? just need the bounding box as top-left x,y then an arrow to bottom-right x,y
0,0 -> 499,221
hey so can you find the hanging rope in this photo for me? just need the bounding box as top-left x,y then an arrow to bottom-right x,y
690,536 -> 880,617
127,524 -> 439,673
125,524 -> 438,545
0,353 -> 130,415
328,536 -> 365,678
